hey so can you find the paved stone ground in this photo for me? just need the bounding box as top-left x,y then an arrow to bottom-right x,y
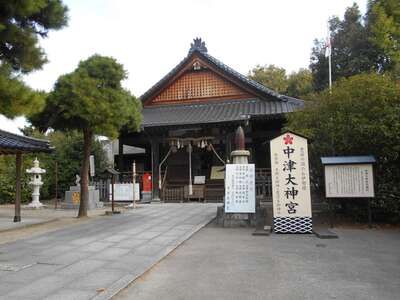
0,203 -> 111,234
0,216 -> 56,232
115,224 -> 400,300
0,203 -> 218,300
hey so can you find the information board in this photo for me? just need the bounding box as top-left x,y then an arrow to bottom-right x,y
224,164 -> 255,213
270,132 -> 312,233
194,176 -> 205,184
324,164 -> 374,198
210,166 -> 225,180
109,183 -> 140,201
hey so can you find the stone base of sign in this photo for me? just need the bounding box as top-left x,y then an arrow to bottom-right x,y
255,204 -> 267,230
141,191 -> 151,203
273,217 -> 312,233
64,185 -> 103,209
216,206 -> 268,228
252,226 -> 271,236
313,227 -> 338,239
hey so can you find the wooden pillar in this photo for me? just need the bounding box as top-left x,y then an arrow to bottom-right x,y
117,138 -> 124,171
14,153 -> 22,222
151,140 -> 160,201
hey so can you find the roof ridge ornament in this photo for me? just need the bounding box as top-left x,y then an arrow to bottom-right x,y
189,37 -> 207,54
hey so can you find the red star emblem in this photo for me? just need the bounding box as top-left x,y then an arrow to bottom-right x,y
283,134 -> 293,145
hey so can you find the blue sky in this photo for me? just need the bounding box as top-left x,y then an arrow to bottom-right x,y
1,0 -> 367,134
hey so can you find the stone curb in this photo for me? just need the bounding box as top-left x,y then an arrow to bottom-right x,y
92,214 -> 216,300
0,218 -> 59,234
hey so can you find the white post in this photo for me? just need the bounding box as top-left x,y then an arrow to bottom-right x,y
133,160 -> 136,208
188,144 -> 193,196
328,49 -> 332,93
127,160 -> 137,209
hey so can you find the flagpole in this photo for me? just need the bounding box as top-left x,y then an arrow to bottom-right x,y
328,48 -> 332,92
327,22 -> 332,93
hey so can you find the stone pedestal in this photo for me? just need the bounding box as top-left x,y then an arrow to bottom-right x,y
141,191 -> 151,203
216,205 -> 268,228
65,185 -> 103,209
27,191 -> 45,208
231,150 -> 250,164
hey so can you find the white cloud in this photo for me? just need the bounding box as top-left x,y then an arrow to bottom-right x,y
0,116 -> 27,134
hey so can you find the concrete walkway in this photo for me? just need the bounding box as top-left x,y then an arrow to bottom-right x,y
115,224 -> 400,300
0,203 -> 219,300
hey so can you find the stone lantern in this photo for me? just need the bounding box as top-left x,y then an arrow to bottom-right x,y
26,158 -> 46,208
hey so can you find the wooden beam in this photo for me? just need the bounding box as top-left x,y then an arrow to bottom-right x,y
14,153 -> 22,222
117,138 -> 124,171
151,140 -> 160,201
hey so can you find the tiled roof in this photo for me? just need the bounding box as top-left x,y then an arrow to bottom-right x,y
0,129 -> 52,154
140,39 -> 305,129
140,43 -> 304,105
142,98 -> 302,128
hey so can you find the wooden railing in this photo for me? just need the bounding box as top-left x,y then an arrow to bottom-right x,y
161,184 -> 184,202
95,168 -> 272,202
161,168 -> 272,203
255,168 -> 272,201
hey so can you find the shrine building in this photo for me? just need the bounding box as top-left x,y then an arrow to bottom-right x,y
116,38 -> 304,202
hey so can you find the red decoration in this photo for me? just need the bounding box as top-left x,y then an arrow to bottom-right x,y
283,134 -> 293,145
142,173 -> 152,192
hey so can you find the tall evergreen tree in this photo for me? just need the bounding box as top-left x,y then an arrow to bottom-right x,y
367,0 -> 400,77
248,65 -> 313,98
248,64 -> 288,94
310,4 -> 384,91
0,0 -> 68,118
31,55 -> 142,217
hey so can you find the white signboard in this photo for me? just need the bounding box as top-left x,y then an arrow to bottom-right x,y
325,164 -> 374,198
224,164 -> 255,213
89,155 -> 95,177
194,176 -> 206,184
270,132 -> 312,233
109,183 -> 140,201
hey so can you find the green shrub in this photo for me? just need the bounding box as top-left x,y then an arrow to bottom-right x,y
286,73 -> 400,221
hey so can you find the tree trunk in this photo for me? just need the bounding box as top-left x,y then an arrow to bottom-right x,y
78,128 -> 92,218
